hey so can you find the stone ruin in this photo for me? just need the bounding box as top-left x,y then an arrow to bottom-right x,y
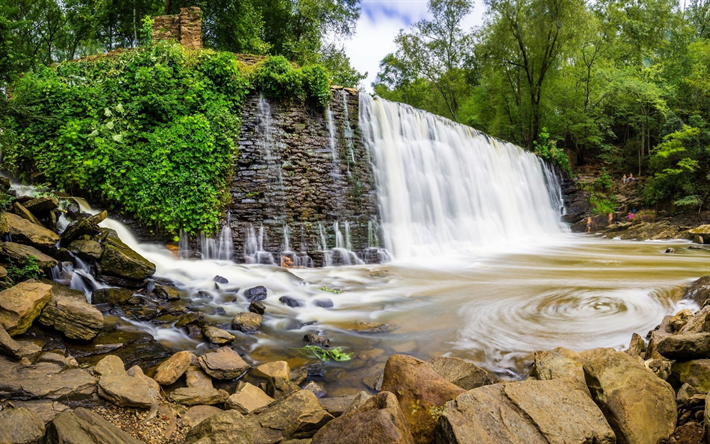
151,7 -> 202,49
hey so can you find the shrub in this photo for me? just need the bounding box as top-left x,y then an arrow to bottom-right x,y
6,256 -> 43,281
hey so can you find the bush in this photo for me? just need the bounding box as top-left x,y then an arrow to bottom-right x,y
6,256 -> 42,281
252,55 -> 305,100
533,128 -> 572,174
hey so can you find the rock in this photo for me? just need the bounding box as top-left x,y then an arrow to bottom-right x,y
184,405 -> 224,428
198,347 -> 250,380
0,212 -> 59,250
302,381 -> 326,398
232,312 -> 262,334
23,196 -> 59,213
99,234 -> 155,282
684,275 -> 710,306
0,279 -> 53,336
318,395 -> 359,418
225,382 -> 275,414
13,201 -> 44,227
311,391 -> 414,444
9,400 -> 69,424
249,300 -> 266,315
345,321 -> 394,333
95,355 -> 157,408
665,247 -> 674,253
44,408 -> 143,444
0,241 -> 58,269
644,358 -> 672,380
581,347 -> 676,444
265,377 -> 301,400
676,383 -> 706,410
342,391 -> 373,416
671,309 -> 694,332
680,305 -> 710,334
363,374 -> 383,391
67,239 -> 104,260
0,407 -> 46,444
656,332 -> 710,360
0,355 -> 96,400
528,347 -> 588,392
434,378 -> 614,444
290,366 -> 308,385
38,280 -> 103,340
693,235 -> 704,244
126,365 -> 161,400
428,356 -> 495,390
244,286 -> 267,302
279,296 -> 303,307
204,326 -> 236,345
304,333 -> 330,346
253,361 -> 290,380
60,219 -> 100,247
0,324 -> 21,357
91,287 -> 134,305
176,311 -> 205,328
250,389 -> 333,442
186,366 -> 214,389
689,225 -> 710,243
214,275 -> 229,284
670,359 -> 710,393
170,387 -> 229,406
627,333 -> 647,358
153,350 -> 194,385
88,210 -> 107,225
155,284 -> 180,301
381,354 -> 465,444
184,410 -> 253,444
313,299 -> 333,308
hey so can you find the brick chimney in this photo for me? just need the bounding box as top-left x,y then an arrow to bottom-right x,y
152,7 -> 202,49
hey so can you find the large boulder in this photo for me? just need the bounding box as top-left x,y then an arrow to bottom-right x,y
689,225 -> 710,243
95,355 -> 158,409
380,354 -> 465,444
91,287 -> 135,305
0,280 -> 53,336
22,196 -> 59,214
60,219 -> 100,247
0,212 -> 59,251
0,324 -> 21,358
311,391 -> 415,444
656,332 -> 710,360
198,347 -> 250,380
427,356 -> 495,390
226,382 -> 275,414
232,312 -> 263,334
0,242 -> 58,269
670,359 -> 710,393
38,280 -> 103,340
184,410 -> 253,444
12,202 -> 44,227
253,361 -> 290,380
249,389 -> 333,443
44,408 -> 144,444
683,275 -> 710,306
99,234 -> 155,283
0,407 -> 46,444
580,347 -> 676,444
0,355 -> 96,400
6,400 -> 69,425
529,347 -> 589,392
67,239 -> 104,260
153,351 -> 194,386
434,378 -> 614,444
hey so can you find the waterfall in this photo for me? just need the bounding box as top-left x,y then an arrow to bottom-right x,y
244,224 -> 275,264
359,94 -> 565,259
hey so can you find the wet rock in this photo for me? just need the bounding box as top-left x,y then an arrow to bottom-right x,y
184,405 -> 224,428
627,333 -> 647,358
45,407 -> 143,444
311,391 -> 414,444
198,347 -> 250,380
155,284 -> 180,301
581,347 -> 676,444
381,354 -> 465,444
290,366 -> 308,385
87,210 -> 107,225
304,333 -> 330,347
0,355 -> 96,400
645,358 -> 672,380
38,281 -> 103,340
683,275 -> 710,306
170,386 -> 229,406
249,300 -> 266,315
91,288 -> 134,305
13,201 -> 44,227
23,196 -> 59,214
428,356 -> 495,390
0,212 -> 59,251
184,410 -> 252,444
67,239 -> 104,260
0,279 -> 53,336
226,382 -> 275,414
363,374 -> 383,391
303,381 -> 326,398
153,351 -> 194,385
99,234 -> 155,282
342,391 -> 372,416
250,389 -> 333,442
528,347 -> 588,391
95,355 -> 157,409
318,394 -> 360,418
0,407 -> 46,444
689,225 -> 710,243
232,312 -> 262,334
204,325 -> 236,345
656,332 -> 710,360
680,305 -> 710,334
345,321 -> 394,333
665,247 -> 674,253
265,377 -> 301,400
279,296 -> 304,307
176,311 -> 205,328
0,242 -> 57,269
671,309 -> 694,332
253,361 -> 290,380
244,286 -> 267,302
214,275 -> 229,284
9,400 -> 69,424
670,359 -> 710,393
693,235 -> 705,244
60,219 -> 100,247
212,307 -> 226,315
0,324 -> 21,357
313,299 -> 333,308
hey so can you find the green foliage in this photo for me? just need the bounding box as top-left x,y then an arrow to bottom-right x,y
6,256 -> 43,281
320,285 -> 342,294
594,168 -> 613,192
252,56 -> 331,108
302,65 -> 331,108
589,194 -> 616,215
139,16 -> 154,45
299,345 -> 352,362
532,128 -> 572,174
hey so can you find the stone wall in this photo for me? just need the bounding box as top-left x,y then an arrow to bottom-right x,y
227,88 -> 383,266
152,7 -> 202,49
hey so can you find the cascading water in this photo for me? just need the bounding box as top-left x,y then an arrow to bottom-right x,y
359,94 -> 567,259
244,224 -> 275,264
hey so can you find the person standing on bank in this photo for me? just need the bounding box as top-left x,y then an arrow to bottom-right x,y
586,216 -> 592,233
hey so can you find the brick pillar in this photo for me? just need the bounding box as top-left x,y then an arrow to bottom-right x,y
179,7 -> 202,49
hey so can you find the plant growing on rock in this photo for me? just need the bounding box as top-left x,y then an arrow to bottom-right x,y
6,256 -> 43,282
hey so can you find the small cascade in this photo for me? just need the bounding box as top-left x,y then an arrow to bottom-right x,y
244,224 -> 275,264
321,221 -> 364,267
197,215 -> 233,261
51,256 -> 108,302
178,230 -> 190,259
341,90 -> 357,168
364,219 -> 392,263
257,95 -> 284,190
326,106 -> 338,162
279,224 -> 314,268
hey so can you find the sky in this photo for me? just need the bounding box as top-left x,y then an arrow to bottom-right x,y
339,0 -> 487,92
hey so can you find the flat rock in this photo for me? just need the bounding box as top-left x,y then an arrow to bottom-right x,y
95,355 -> 157,408
91,288 -> 135,305
153,351 -> 194,386
99,234 -> 155,281
656,332 -> 710,360
204,325 -> 236,345
0,324 -> 21,357
318,395 -> 359,418
232,312 -> 262,334
183,405 -> 224,428
689,225 -> 710,243
45,407 -> 144,444
198,347 -> 250,380
381,354 -> 465,444
0,212 -> 59,251
311,391 -> 414,444
225,382 -> 275,414
184,410 -> 252,444
279,296 -> 303,307
38,280 -> 103,340
0,407 -> 46,444
155,284 -> 180,301
529,347 -> 589,392
9,400 -> 69,424
186,365 -> 214,389
0,280 -> 53,336
250,389 -> 333,443
428,356 -> 495,390
253,361 -> 290,380
170,387 -> 229,406
13,201 -> 44,227
23,196 -> 59,213
0,355 -> 96,400
68,239 -> 104,260
581,347 -> 676,444
0,242 -> 57,269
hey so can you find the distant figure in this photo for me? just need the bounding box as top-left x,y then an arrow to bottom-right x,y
608,213 -> 613,226
586,216 -> 592,233
622,174 -> 627,184
628,213 -> 634,221
628,173 -> 635,181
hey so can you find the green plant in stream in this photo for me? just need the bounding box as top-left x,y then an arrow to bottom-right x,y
6,256 -> 42,282
299,345 -> 352,362
320,285 -> 342,294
